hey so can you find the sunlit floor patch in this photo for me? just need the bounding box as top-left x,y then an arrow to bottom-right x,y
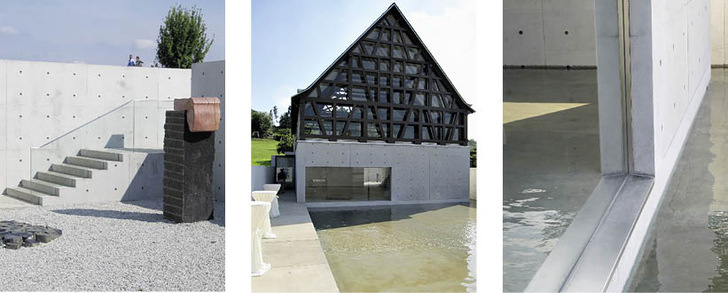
503,102 -> 590,124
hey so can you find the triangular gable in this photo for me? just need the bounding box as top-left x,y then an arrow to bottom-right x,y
292,3 -> 472,145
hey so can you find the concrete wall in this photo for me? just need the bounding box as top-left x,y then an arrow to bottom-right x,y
251,166 -> 275,192
295,140 -> 470,203
503,0 -> 597,66
470,168 -> 476,200
0,59 -> 190,193
606,0 -> 713,289
191,60 -> 225,202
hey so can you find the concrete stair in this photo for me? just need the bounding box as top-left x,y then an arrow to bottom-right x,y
3,149 -> 124,205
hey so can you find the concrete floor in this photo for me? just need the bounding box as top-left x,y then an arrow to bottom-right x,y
628,69 -> 728,292
503,69 -> 602,292
251,191 -> 339,293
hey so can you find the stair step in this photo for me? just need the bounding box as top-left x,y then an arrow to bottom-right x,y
50,164 -> 92,178
66,156 -> 107,170
20,179 -> 65,196
36,171 -> 77,187
79,149 -> 123,162
4,187 -> 53,205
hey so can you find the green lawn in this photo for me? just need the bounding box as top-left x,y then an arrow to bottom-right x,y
252,138 -> 278,166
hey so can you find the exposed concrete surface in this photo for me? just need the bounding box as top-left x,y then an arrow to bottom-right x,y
628,69 -> 728,292
503,69 -> 601,292
252,191 -> 339,293
251,166 -> 275,192
0,195 -> 31,209
191,61 -> 225,202
295,141 -> 470,203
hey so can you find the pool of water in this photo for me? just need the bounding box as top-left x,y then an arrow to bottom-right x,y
309,202 -> 476,292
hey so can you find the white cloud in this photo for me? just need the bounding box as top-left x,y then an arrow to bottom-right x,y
135,39 -> 156,49
0,26 -> 19,35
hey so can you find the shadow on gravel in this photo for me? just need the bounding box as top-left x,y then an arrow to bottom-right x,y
51,208 -> 171,223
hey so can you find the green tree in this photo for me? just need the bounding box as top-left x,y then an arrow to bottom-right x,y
468,139 -> 477,168
252,110 -> 273,138
156,5 -> 214,68
276,130 -> 295,154
278,106 -> 292,130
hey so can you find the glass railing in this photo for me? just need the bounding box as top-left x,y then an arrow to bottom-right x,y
29,99 -> 174,176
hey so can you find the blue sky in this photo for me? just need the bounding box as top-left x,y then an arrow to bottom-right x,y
252,0 -> 477,124
0,0 -> 224,66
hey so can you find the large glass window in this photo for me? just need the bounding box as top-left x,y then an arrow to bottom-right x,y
306,167 -> 391,201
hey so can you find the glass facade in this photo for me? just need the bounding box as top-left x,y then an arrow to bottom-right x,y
305,167 -> 391,201
292,8 -> 473,145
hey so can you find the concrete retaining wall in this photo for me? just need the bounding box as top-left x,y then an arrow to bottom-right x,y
252,166 -> 275,192
191,60 -> 225,202
295,140 -> 470,203
0,59 -> 190,200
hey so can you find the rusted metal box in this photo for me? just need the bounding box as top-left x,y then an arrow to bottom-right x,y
173,97 -> 221,132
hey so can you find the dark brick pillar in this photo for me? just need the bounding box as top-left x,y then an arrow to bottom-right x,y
163,111 -> 215,223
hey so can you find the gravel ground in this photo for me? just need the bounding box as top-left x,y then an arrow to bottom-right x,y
0,199 -> 225,291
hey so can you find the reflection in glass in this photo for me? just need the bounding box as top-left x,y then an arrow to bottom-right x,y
306,167 -> 391,201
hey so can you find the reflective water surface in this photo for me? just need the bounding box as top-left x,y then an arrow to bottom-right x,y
309,202 -> 476,292
629,69 -> 728,292
503,69 -> 601,291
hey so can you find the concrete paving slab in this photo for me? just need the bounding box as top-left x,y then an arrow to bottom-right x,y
252,194 -> 339,292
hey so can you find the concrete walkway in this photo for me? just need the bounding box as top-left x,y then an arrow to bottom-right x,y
252,191 -> 339,292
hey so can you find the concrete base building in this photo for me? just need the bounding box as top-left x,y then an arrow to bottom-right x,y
290,4 -> 474,204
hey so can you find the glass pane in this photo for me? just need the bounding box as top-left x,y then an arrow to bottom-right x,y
381,29 -> 390,42
352,107 -> 363,119
321,120 -> 333,135
403,92 -> 412,105
402,33 -> 413,45
304,119 -> 321,135
380,76 -> 389,87
366,73 -> 376,85
362,58 -> 376,70
444,112 -> 453,124
376,44 -> 389,57
363,41 -> 375,55
409,110 -> 419,122
338,59 -> 348,67
392,75 -> 402,87
352,44 -> 361,54
352,71 -> 363,83
304,167 -> 391,201
393,46 -> 404,59
393,31 -> 402,43
368,123 -> 382,138
336,121 -> 347,135
404,125 -> 415,139
405,64 -> 420,75
349,122 -> 362,136
368,89 -> 377,101
404,77 -> 415,89
317,103 -> 333,117
432,111 -> 442,124
352,57 -> 360,68
406,48 -> 419,60
331,87 -> 348,100
366,28 -> 380,40
368,107 -> 377,120
432,94 -> 443,107
386,15 -> 397,26
432,80 -> 441,91
379,90 -> 389,103
308,90 -> 318,98
393,124 -> 402,138
336,105 -> 352,118
452,128 -> 459,141
379,60 -> 390,71
414,93 -> 426,106
337,71 -> 348,82
382,124 -> 389,138
418,79 -> 427,90
325,69 -> 339,81
319,83 -> 332,97
443,94 -> 452,107
393,109 -> 406,121
351,87 -> 366,101
422,126 -> 432,140
393,62 -> 403,73
392,91 -> 403,104
304,103 -> 315,116
378,108 -> 389,121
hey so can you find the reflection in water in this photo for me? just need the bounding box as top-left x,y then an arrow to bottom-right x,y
309,203 -> 476,292
503,198 -> 575,292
